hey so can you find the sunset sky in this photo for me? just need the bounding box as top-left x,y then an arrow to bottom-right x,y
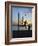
11,6 -> 32,25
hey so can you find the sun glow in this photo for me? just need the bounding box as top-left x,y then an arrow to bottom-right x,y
23,19 -> 32,25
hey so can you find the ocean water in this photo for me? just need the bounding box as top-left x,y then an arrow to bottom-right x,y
11,26 -> 32,31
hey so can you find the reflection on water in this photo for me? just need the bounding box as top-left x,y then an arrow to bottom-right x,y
11,26 -> 32,31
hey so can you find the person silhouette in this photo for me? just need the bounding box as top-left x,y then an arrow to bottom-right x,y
28,24 -> 30,30
24,20 -> 27,28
